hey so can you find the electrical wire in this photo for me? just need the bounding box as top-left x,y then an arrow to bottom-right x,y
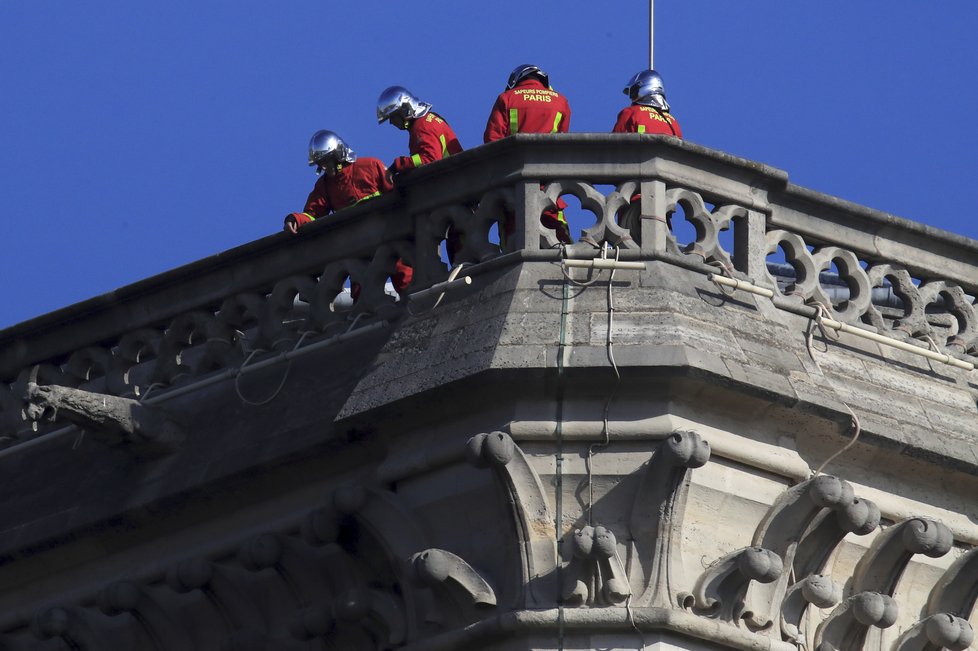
407,262 -> 468,316
585,245 -> 622,525
555,248 -> 571,651
801,301 -> 863,477
232,315 -> 367,407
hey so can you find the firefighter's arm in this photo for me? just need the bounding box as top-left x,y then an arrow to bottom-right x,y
373,159 -> 395,194
303,181 -> 332,217
557,98 -> 571,133
390,156 -> 415,174
612,109 -> 630,133
392,122 -> 438,173
671,117 -> 683,139
284,212 -> 316,234
285,183 -> 331,234
483,97 -> 509,143
410,121 -> 444,166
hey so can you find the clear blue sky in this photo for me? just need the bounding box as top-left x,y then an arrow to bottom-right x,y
2,1 -> 977,329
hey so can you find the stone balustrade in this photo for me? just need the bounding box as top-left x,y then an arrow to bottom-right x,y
2,134 -> 977,447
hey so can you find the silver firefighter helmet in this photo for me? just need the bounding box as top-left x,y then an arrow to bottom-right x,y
308,130 -> 356,176
623,69 -> 670,111
506,64 -> 549,90
376,85 -> 432,129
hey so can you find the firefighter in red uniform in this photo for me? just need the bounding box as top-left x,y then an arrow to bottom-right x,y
485,64 -> 571,141
283,130 -> 412,296
377,86 -> 465,262
614,71 -> 682,231
376,86 -> 462,173
484,64 -> 573,245
613,69 -> 682,137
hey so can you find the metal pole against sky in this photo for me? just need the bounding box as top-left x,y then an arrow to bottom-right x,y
649,0 -> 654,69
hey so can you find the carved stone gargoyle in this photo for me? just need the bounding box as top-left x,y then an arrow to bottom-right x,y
24,383 -> 184,456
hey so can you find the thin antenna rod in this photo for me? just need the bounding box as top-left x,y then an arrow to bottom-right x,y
649,0 -> 654,69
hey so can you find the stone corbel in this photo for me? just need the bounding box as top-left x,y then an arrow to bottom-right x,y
926,545 -> 978,619
892,614 -> 974,651
305,484 -> 432,638
852,517 -> 953,596
290,588 -> 407,650
165,557 -> 268,637
290,592 -> 371,649
780,575 -> 842,645
239,532 -> 343,609
814,591 -> 898,651
24,382 -> 184,455
465,431 -> 558,608
98,580 -> 195,650
891,545 -> 978,651
31,605 -> 110,649
793,494 -> 880,579
845,517 -> 953,651
332,484 -> 430,585
628,430 -> 710,608
560,525 -> 630,607
685,546 -> 783,624
412,548 -> 497,615
743,476 -> 879,634
300,512 -> 371,599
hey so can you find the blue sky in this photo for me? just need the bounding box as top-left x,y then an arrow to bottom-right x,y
2,1 -> 977,329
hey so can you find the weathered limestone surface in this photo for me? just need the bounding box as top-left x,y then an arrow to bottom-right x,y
0,135 -> 976,650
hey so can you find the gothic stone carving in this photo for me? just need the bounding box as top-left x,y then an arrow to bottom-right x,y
24,382 -> 184,455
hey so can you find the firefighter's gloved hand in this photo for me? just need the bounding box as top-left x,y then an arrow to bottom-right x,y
390,156 -> 415,175
284,212 -> 313,235
385,166 -> 398,184
283,213 -> 298,235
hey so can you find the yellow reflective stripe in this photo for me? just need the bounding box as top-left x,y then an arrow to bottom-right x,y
638,125 -> 646,134
551,111 -> 563,133
411,153 -> 423,167
440,134 -> 448,157
302,212 -> 315,221
509,108 -> 519,135
352,191 -> 381,206
557,210 -> 567,225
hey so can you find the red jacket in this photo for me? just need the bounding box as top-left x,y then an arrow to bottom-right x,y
291,157 -> 394,227
484,78 -> 571,143
391,112 -> 463,174
612,105 -> 683,138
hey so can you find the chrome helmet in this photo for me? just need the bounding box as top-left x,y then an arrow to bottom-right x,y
623,69 -> 670,111
376,85 -> 432,129
307,130 -> 356,176
506,64 -> 549,90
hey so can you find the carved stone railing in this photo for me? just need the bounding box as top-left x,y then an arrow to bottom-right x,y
2,134 -> 977,447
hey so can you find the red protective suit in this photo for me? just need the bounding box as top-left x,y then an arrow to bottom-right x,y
612,107 -> 682,229
291,157 -> 394,226
388,111 -> 465,263
484,78 -> 572,244
390,112 -> 463,174
484,78 -> 571,143
612,105 -> 682,138
286,157 -> 411,295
